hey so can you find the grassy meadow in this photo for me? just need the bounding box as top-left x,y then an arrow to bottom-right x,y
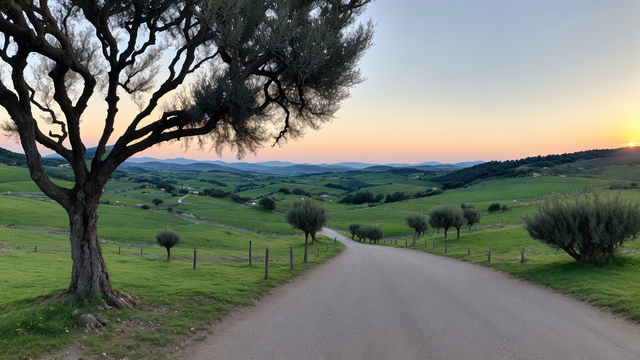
1,159 -> 640,359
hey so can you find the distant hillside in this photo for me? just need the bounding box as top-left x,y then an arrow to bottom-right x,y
432,147 -> 640,187
0,147 -> 67,167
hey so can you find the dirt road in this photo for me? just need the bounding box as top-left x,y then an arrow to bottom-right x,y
185,228 -> 640,359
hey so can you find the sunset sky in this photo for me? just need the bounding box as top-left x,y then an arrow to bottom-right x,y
1,0 -> 639,164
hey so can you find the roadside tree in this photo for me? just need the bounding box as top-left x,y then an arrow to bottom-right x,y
523,191 -> 640,263
349,223 -> 362,240
156,228 -> 180,261
0,0 -> 373,302
356,224 -> 383,244
285,199 -> 332,262
429,205 -> 465,239
405,212 -> 428,246
368,225 -> 384,244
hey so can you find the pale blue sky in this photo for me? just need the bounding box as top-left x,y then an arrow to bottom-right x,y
1,0 -> 638,164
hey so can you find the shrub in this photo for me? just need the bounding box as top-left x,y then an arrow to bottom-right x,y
292,188 -> 311,196
523,191 -> 640,263
156,228 -> 180,261
501,205 -> 508,211
488,203 -> 501,212
259,197 -> 276,210
140,204 -> 149,210
631,182 -> 638,188
385,191 -> 409,204
152,198 -> 163,206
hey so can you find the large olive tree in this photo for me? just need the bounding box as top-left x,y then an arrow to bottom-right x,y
523,191 -> 640,263
0,0 -> 372,304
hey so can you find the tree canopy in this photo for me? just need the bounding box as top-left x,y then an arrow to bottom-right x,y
523,191 -> 640,263
428,205 -> 465,239
462,206 -> 481,230
156,228 -> 181,261
285,198 -> 331,244
258,197 -> 276,211
0,0 -> 372,301
349,223 -> 362,240
405,212 -> 428,246
285,198 -> 331,263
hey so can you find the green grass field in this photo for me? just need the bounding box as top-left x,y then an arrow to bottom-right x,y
0,223 -> 342,359
2,160 -> 640,359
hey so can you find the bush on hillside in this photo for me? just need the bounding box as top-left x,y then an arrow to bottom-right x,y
523,191 -> 640,263
259,197 -> 276,210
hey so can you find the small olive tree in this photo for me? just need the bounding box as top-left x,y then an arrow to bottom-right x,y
429,205 -> 465,239
356,224 -> 383,244
349,223 -> 362,240
285,199 -> 331,262
156,228 -> 181,261
463,207 -> 482,230
152,198 -> 164,207
523,191 -> 640,263
405,212 -> 429,246
367,225 -> 384,244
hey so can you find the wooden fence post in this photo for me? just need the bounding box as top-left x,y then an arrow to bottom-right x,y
34,246 -> 37,252
521,248 -> 525,263
433,240 -> 436,249
118,246 -> 120,255
317,248 -> 319,257
425,238 -> 427,248
488,248 -> 492,262
405,239 -> 407,247
467,246 -> 470,256
193,245 -> 197,270
334,238 -> 337,247
304,243 -> 308,263
395,239 -> 397,245
326,243 -> 329,252
290,246 -> 293,270
445,243 -> 448,253
249,241 -> 252,266
140,247 -> 143,256
265,247 -> 269,280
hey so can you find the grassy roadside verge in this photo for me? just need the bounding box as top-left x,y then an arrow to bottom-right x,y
358,225 -> 640,323
0,226 -> 344,360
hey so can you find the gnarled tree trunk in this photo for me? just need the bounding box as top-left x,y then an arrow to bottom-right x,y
67,194 -> 112,296
54,189 -> 137,308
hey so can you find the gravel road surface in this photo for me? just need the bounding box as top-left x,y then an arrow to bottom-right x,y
185,228 -> 640,359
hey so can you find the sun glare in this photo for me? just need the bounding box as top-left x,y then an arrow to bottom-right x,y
630,142 -> 636,147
